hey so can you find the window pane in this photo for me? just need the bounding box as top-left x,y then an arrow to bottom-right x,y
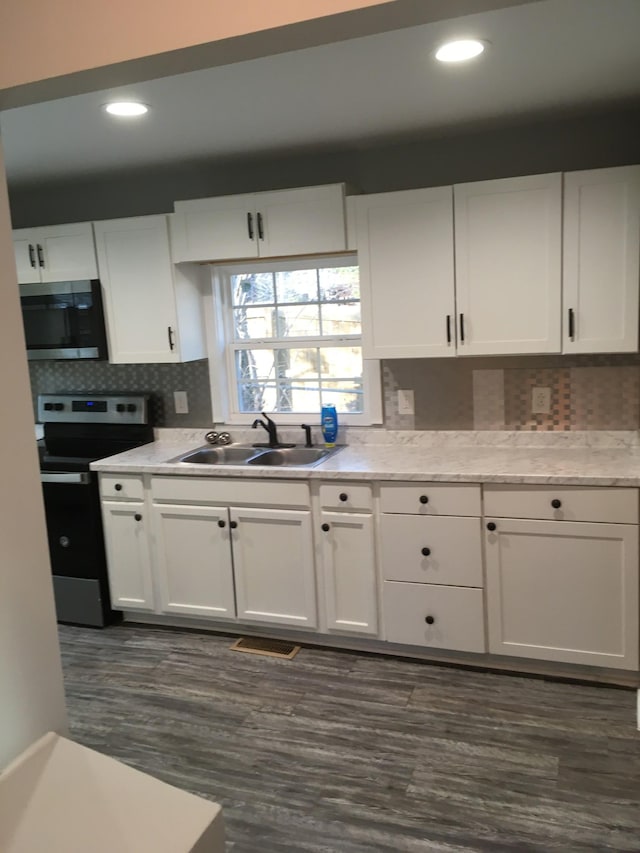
277,381 -> 321,414
320,302 -> 361,336
233,307 -> 274,339
238,382 -> 271,413
235,349 -> 275,383
320,346 -> 362,379
275,269 -> 318,303
284,348 -> 320,380
276,305 -> 320,337
321,380 -> 364,414
231,273 -> 274,306
319,266 -> 360,301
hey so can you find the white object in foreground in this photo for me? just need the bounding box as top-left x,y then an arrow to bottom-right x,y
0,732 -> 225,852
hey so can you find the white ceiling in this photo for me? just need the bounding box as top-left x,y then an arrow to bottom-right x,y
1,0 -> 639,188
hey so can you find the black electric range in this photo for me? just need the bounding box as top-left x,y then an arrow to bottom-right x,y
38,393 -> 154,627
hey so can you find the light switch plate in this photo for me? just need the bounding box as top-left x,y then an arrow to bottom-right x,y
174,390 -> 189,414
397,389 -> 415,416
531,386 -> 551,414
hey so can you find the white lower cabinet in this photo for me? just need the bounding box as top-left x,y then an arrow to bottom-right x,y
101,500 -> 154,611
99,470 -> 639,679
317,482 -> 377,636
379,482 -> 485,653
485,516 -> 639,670
320,511 -> 377,636
147,477 -> 316,629
153,504 -> 236,619
383,582 -> 485,653
231,506 -> 317,628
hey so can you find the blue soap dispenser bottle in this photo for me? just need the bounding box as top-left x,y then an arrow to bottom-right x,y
321,404 -> 338,448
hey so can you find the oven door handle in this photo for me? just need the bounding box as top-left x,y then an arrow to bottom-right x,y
41,472 -> 92,485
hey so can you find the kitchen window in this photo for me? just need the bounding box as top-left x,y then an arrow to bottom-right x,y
209,256 -> 381,425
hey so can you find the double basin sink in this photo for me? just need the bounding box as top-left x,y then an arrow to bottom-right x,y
170,445 -> 342,468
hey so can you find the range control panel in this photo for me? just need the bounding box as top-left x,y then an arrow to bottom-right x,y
38,394 -> 149,425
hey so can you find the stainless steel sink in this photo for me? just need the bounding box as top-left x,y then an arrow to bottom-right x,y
171,446 -> 262,465
170,444 -> 342,467
246,446 -> 339,467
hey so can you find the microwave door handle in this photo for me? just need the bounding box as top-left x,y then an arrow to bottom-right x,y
63,305 -> 75,345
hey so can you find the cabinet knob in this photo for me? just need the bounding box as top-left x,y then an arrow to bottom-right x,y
321,523 -> 330,532
425,615 -> 435,625
230,520 -> 238,529
134,513 -> 142,522
419,495 -> 429,505
487,522 -> 496,531
421,547 -> 431,557
217,520 -> 226,528
339,492 -> 348,502
551,499 -> 562,509
114,483 -> 122,491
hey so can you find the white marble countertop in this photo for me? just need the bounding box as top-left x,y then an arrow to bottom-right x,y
90,429 -> 640,486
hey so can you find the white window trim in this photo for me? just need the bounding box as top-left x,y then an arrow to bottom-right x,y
204,257 -> 382,426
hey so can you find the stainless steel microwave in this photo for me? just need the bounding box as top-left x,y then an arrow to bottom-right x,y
20,279 -> 109,361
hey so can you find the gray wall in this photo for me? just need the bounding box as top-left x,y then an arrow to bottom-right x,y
9,105 -> 640,227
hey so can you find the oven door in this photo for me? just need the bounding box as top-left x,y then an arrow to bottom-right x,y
41,471 -> 115,626
21,280 -> 108,360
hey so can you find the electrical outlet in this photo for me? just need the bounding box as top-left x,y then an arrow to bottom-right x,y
531,386 -> 551,414
397,389 -> 415,416
174,390 -> 189,414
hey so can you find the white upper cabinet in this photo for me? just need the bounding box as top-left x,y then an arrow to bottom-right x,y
13,222 -> 98,284
454,173 -> 562,356
562,165 -> 640,354
94,215 -> 207,364
356,187 -> 456,358
170,184 -> 347,262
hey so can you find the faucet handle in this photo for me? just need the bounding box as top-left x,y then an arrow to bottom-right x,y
217,432 -> 232,445
204,431 -> 219,445
301,424 -> 313,448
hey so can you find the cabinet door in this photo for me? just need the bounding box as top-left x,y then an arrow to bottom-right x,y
356,187 -> 456,358
231,506 -> 317,628
257,185 -> 346,257
170,193 -> 258,261
454,173 -> 562,355
94,216 -> 181,363
153,504 -> 236,619
563,165 -> 640,354
101,501 -> 154,611
320,511 -> 377,636
485,518 -> 639,670
12,230 -> 41,283
38,222 -> 98,282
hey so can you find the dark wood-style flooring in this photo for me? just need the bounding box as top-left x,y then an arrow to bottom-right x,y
59,623 -> 640,852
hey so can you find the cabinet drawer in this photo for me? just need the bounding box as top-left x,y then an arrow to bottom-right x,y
383,582 -> 485,653
319,482 -> 372,512
380,515 -> 482,587
100,474 -> 144,501
151,476 -> 309,508
484,485 -> 638,524
380,483 -> 481,516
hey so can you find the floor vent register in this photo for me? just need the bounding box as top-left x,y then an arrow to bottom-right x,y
230,637 -> 301,659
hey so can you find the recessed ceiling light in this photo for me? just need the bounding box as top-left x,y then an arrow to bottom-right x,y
435,39 -> 486,63
103,102 -> 149,117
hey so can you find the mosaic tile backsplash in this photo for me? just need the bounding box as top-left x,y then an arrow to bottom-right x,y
29,353 -> 640,431
383,354 -> 640,431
